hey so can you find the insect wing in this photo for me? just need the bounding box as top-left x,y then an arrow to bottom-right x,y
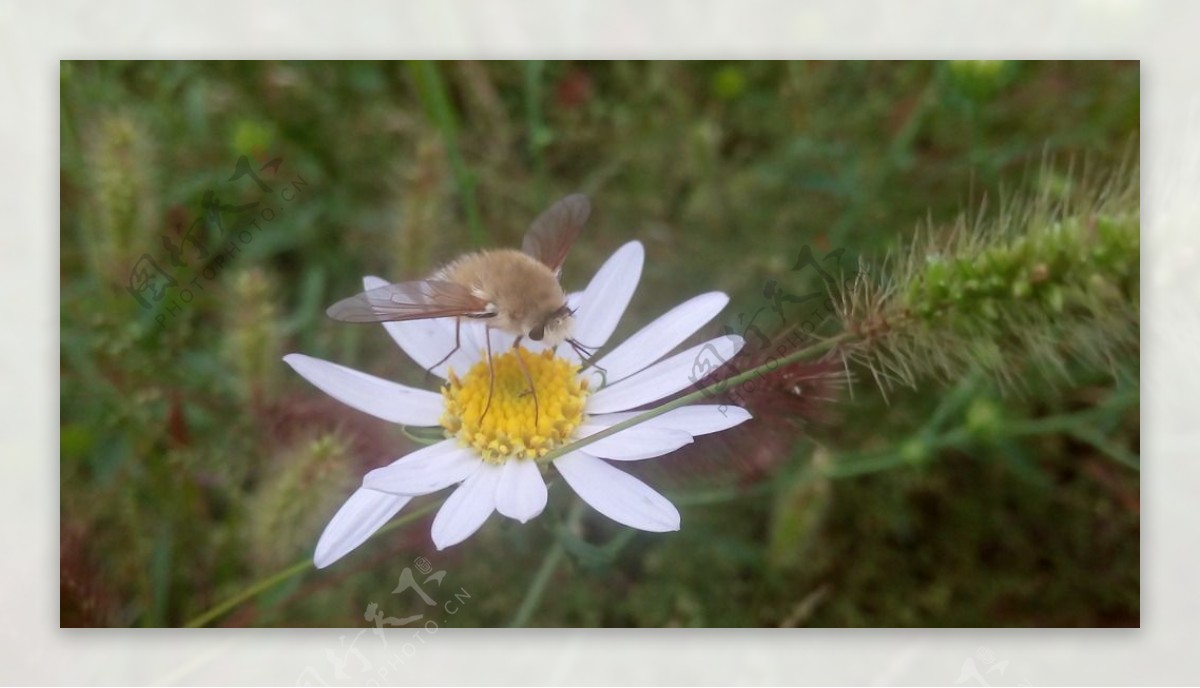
326,279 -> 490,323
521,193 -> 590,276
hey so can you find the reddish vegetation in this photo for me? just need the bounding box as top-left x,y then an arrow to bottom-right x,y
554,69 -> 594,110
633,332 -> 844,487
60,522 -> 118,627
259,392 -> 414,477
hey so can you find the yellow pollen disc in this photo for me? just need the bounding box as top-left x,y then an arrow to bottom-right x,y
440,348 -> 589,464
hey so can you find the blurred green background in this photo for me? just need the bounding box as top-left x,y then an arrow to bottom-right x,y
59,60 -> 1139,627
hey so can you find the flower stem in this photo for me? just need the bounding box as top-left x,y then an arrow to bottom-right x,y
509,499 -> 586,627
183,558 -> 312,629
539,332 -> 853,465
183,499 -> 443,628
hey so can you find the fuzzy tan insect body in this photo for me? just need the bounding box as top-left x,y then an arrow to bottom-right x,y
326,192 -> 592,417
325,194 -> 595,421
434,248 -> 574,345
326,193 -> 589,341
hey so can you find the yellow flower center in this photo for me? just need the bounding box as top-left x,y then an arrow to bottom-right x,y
440,348 -> 589,464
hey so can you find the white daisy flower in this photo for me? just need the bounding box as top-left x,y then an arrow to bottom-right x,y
284,241 -> 750,568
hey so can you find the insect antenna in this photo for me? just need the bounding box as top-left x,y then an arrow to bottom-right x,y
566,336 -> 608,381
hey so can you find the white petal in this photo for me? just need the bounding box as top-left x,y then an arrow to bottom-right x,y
478,326 -> 554,356
571,241 -> 644,350
586,335 -> 745,414
556,292 -> 587,360
477,326 -> 515,353
363,440 -> 483,495
364,276 -> 478,379
313,488 -> 413,569
553,339 -> 583,364
575,425 -> 693,461
589,405 -> 754,437
554,452 -> 680,532
494,459 -> 548,523
466,293 -> 587,362
592,292 -> 730,385
283,353 -> 443,425
459,319 -> 493,358
430,462 -> 503,549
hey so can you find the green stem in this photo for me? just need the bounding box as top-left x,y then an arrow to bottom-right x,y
183,499 -> 443,628
803,429 -> 967,482
523,60 -> 549,203
820,394 -> 1139,481
409,60 -> 485,246
1068,428 -> 1140,470
184,558 -> 312,629
400,424 -> 443,445
509,500 -> 585,627
668,482 -> 773,506
1004,393 -> 1140,471
539,332 -> 852,465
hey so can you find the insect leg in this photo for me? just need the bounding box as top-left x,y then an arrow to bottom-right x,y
425,317 -> 463,383
479,327 -> 495,423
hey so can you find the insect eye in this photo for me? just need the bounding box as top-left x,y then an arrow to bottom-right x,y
529,325 -> 545,341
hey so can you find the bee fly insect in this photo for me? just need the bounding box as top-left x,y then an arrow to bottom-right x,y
326,193 -> 593,425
